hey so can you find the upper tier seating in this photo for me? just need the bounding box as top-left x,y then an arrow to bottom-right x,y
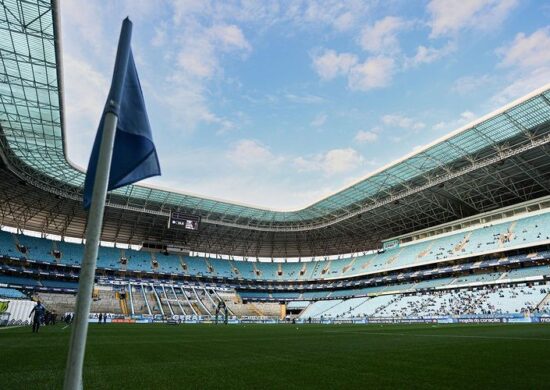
15,234 -> 55,261
154,254 -> 182,274
0,274 -> 41,286
0,287 -> 27,299
0,233 -> 17,257
57,241 -> 84,266
237,265 -> 550,302
1,210 -> 550,281
39,279 -> 79,289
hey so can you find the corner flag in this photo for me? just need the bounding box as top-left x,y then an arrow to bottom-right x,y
65,18 -> 160,390
83,18 -> 160,209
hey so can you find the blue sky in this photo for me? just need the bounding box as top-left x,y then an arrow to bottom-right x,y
60,0 -> 550,209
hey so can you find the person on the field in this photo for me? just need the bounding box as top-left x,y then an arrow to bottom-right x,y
29,301 -> 46,333
103,313 -> 107,324
99,313 -> 103,323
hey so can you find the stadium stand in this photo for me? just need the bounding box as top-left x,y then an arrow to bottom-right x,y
0,274 -> 42,287
298,284 -> 550,319
0,287 -> 27,299
2,210 -> 550,285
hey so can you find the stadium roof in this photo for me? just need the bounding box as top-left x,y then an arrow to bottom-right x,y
1,0 -> 550,256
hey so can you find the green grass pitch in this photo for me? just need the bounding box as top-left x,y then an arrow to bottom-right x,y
1,323 -> 550,389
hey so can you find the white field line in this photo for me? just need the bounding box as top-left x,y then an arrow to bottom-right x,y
323,330 -> 550,342
0,325 -> 24,330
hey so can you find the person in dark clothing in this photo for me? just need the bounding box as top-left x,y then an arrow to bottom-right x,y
99,313 -> 103,323
103,313 -> 107,324
29,301 -> 46,333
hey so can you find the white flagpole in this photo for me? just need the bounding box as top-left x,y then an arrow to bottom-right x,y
63,112 -> 118,390
63,18 -> 133,390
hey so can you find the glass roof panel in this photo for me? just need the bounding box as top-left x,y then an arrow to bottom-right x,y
0,0 -> 549,226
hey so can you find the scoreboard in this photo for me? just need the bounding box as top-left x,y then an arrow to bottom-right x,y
168,211 -> 200,231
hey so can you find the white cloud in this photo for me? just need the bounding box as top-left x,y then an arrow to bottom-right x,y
209,24 -> 252,52
172,0 -> 210,25
359,16 -> 407,54
428,0 -> 518,37
452,75 -> 492,95
158,142 -> 373,208
311,113 -> 328,127
226,139 -> 282,169
348,56 -> 395,91
497,27 -> 550,69
62,55 -> 109,166
492,27 -> 550,105
354,130 -> 379,143
176,23 -> 251,79
153,77 -> 231,135
152,22 -> 168,47
60,0 -> 251,149
405,42 -> 456,67
312,50 -> 397,91
382,114 -> 425,130
323,148 -> 364,175
171,0 -> 372,34
128,3 -> 253,136
294,148 -> 364,176
177,41 -> 218,79
312,49 -> 358,80
433,111 -> 476,132
333,12 -> 356,32
285,93 -> 325,104
63,55 -> 108,128
295,0 -> 372,32
149,19 -> 251,135
61,0 -> 106,55
491,67 -> 550,106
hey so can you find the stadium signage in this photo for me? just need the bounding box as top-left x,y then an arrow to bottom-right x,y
168,211 -> 201,231
382,239 -> 399,250
111,319 -> 136,323
455,318 -> 502,323
366,318 -> 438,324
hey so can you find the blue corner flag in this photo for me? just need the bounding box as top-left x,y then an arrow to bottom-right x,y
83,18 -> 160,210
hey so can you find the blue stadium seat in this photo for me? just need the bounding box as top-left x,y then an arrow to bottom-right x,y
0,287 -> 27,299
0,211 -> 549,282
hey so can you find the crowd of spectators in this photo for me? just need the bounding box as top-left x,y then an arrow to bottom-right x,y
372,285 -> 546,318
